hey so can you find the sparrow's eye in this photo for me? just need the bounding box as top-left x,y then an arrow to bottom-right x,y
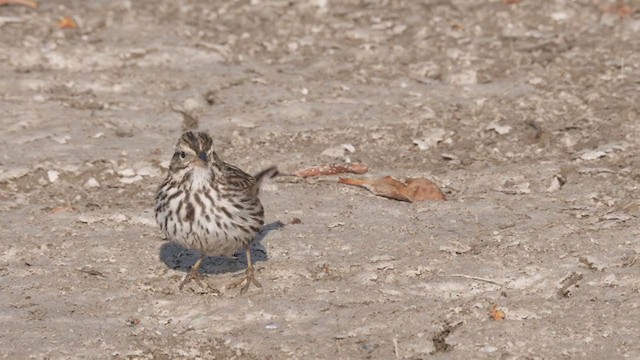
178,151 -> 186,159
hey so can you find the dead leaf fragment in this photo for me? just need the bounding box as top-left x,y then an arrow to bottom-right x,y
294,163 -> 368,178
339,176 -> 446,202
600,3 -> 637,17
0,0 -> 38,8
79,267 -> 106,278
57,16 -> 78,29
50,205 -> 75,214
490,305 -> 506,321
126,317 -> 140,327
557,271 -> 583,298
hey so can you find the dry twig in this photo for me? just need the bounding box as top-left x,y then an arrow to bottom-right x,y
447,274 -> 503,287
294,163 -> 368,178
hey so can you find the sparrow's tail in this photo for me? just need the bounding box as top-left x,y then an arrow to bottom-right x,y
253,166 -> 279,192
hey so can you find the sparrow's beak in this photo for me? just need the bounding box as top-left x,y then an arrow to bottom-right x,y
193,151 -> 208,167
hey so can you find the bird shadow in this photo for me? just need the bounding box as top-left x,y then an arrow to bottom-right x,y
159,221 -> 284,275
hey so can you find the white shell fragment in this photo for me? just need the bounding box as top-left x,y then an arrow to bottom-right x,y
321,144 -> 355,158
47,170 -> 60,183
84,177 -> 100,188
413,128 -> 446,150
486,122 -> 512,135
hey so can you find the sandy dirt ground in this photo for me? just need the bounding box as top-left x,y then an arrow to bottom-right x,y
1,0 -> 640,358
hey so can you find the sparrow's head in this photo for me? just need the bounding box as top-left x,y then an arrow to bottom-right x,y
169,131 -> 221,175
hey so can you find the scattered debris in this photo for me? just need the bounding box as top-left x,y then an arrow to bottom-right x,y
117,164 -> 161,184
0,167 -> 30,183
0,16 -> 24,27
293,163 -> 368,178
577,142 -> 629,161
557,271 -> 583,298
431,323 -> 459,354
441,153 -> 458,161
578,256 -> 607,272
447,69 -> 477,85
47,170 -> 59,183
84,177 -> 100,188
57,16 -> 78,30
0,0 -> 38,8
79,267 -> 106,278
439,242 -> 472,255
135,166 -> 161,177
339,176 -> 446,202
546,174 -> 566,192
230,116 -> 256,129
601,212 -> 632,222
118,168 -> 142,184
78,214 -> 102,224
496,176 -> 530,195
50,205 -> 75,214
486,122 -> 512,135
77,212 -> 155,226
126,317 -> 140,327
489,304 -> 506,321
130,215 -> 156,227
577,167 -> 613,175
288,217 -> 302,225
321,144 -> 356,158
370,255 -> 394,263
622,254 -> 638,268
51,135 -> 71,144
604,274 -> 619,286
393,336 -> 400,359
119,175 -> 143,184
172,101 -> 201,131
203,90 -> 218,105
598,3 -> 637,17
447,273 -> 503,287
550,11 -> 569,21
109,213 -> 128,223
412,128 -> 447,150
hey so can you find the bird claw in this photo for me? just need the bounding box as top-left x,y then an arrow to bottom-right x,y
179,268 -> 219,294
228,267 -> 262,294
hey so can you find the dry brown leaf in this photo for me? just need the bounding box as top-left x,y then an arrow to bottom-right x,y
0,0 -> 38,8
503,0 -> 520,4
50,205 -> 74,214
595,1 -> 637,16
610,5 -> 635,17
339,176 -> 446,202
294,163 -> 368,178
490,305 -> 506,321
57,16 -> 78,29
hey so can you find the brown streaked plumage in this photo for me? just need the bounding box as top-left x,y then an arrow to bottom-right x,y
155,131 -> 278,293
